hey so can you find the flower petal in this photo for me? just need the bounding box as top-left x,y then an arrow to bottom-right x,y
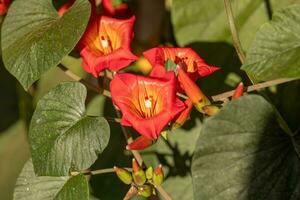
110,72 -> 185,139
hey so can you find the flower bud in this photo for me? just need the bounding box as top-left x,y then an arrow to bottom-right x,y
146,167 -> 153,180
126,136 -> 154,150
178,67 -> 210,113
172,99 -> 193,129
232,82 -> 244,100
132,159 -> 146,186
202,105 -> 219,116
138,184 -> 153,198
161,131 -> 168,140
132,158 -> 140,172
133,170 -> 146,186
114,166 -> 132,185
152,164 -> 164,185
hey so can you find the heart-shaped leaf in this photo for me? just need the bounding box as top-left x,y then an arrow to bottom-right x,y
242,5 -> 300,81
192,95 -> 300,200
14,159 -> 89,200
29,82 -> 110,176
1,0 -> 91,89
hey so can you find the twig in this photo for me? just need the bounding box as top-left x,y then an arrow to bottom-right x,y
223,0 -> 246,64
156,185 -> 172,200
211,77 -> 299,102
58,64 -> 112,98
81,167 -> 132,175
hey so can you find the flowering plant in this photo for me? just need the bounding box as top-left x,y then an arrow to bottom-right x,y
0,0 -> 299,199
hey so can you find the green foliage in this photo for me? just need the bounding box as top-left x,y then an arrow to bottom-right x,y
1,0 -> 91,89
29,82 -> 110,176
242,5 -> 300,81
171,0 -> 300,48
14,160 -> 89,200
192,95 -> 300,199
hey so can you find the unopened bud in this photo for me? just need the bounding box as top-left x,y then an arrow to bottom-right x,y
178,67 -> 210,113
133,170 -> 146,186
132,158 -> 140,172
114,166 -> 132,185
172,99 -> 193,129
146,166 -> 153,180
153,164 -> 164,185
132,159 -> 146,186
232,82 -> 244,100
202,105 -> 219,116
138,184 -> 153,198
161,131 -> 168,140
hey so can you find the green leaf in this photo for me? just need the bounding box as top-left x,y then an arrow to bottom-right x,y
192,95 -> 300,200
242,5 -> 300,81
1,0 -> 91,90
171,0 -> 300,48
14,160 -> 89,200
29,82 -> 110,176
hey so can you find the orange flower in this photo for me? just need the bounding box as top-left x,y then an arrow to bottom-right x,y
110,72 -> 185,139
143,47 -> 219,80
0,0 -> 11,15
78,10 -> 137,77
102,0 -> 131,19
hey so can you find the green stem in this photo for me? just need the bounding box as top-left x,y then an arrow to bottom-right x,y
223,0 -> 257,84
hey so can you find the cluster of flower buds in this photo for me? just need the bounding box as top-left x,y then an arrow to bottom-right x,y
114,159 -> 164,198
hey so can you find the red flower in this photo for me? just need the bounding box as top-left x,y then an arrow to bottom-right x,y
57,0 -> 76,16
143,47 -> 219,80
102,0 -> 131,19
0,0 -> 11,15
78,11 -> 137,77
110,72 -> 185,139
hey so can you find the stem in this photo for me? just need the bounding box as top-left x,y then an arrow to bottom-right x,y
223,0 -> 246,64
58,64 -> 111,98
223,0 -> 257,83
156,185 -> 172,200
211,77 -> 299,102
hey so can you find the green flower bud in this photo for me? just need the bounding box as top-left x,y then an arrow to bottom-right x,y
114,166 -> 132,185
138,184 -> 153,198
146,166 -> 153,180
153,164 -> 164,185
133,169 -> 146,186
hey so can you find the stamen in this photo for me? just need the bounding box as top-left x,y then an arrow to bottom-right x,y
100,36 -> 109,48
144,96 -> 153,109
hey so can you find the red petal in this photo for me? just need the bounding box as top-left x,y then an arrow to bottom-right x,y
143,47 -> 219,79
78,14 -> 137,76
126,136 -> 154,150
110,72 -> 185,139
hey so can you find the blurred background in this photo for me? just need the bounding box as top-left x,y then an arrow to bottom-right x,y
1,0 -> 299,199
